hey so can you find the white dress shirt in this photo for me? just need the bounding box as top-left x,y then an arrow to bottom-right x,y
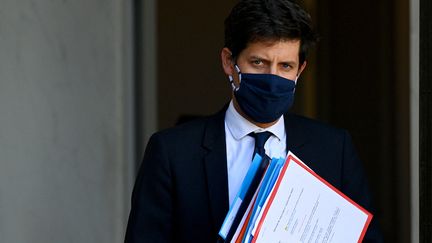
224,100 -> 287,205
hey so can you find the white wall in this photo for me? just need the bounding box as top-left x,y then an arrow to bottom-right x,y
0,1 -> 134,242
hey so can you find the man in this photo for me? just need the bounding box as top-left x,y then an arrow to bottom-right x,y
125,0 -> 382,242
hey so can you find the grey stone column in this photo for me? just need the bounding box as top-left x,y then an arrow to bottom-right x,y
0,1 -> 134,242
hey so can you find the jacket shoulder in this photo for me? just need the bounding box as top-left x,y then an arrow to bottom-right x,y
149,109 -> 225,150
285,113 -> 347,138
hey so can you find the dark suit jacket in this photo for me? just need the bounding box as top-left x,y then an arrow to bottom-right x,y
125,107 -> 382,243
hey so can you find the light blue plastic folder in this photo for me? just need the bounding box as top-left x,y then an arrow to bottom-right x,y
218,154 -> 263,240
242,157 -> 286,243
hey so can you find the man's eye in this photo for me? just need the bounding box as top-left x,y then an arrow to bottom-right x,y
252,60 -> 262,65
282,63 -> 292,69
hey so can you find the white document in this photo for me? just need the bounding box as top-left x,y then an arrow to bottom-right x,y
252,152 -> 372,243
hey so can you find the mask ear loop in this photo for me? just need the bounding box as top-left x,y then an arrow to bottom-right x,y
293,74 -> 299,92
228,75 -> 236,91
229,64 -> 242,91
235,64 -> 242,82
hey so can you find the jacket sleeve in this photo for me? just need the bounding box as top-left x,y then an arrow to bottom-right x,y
124,133 -> 173,243
340,130 -> 383,243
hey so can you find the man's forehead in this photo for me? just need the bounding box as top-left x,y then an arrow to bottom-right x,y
241,39 -> 301,59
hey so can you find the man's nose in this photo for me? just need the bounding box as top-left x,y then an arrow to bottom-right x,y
269,65 -> 279,76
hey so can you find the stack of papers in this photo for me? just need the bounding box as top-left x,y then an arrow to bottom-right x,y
218,151 -> 372,243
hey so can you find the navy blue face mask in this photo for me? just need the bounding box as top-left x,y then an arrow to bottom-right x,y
230,65 -> 297,123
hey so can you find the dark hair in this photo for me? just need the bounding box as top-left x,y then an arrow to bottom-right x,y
224,0 -> 318,64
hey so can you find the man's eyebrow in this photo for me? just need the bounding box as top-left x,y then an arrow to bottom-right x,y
248,55 -> 273,64
249,55 -> 267,60
248,55 -> 297,66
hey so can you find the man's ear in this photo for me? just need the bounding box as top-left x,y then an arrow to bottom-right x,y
221,47 -> 234,76
297,61 -> 307,77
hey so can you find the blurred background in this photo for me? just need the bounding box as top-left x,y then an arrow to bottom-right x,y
0,0 -> 421,242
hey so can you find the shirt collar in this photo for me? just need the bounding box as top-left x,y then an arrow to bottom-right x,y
225,100 -> 285,141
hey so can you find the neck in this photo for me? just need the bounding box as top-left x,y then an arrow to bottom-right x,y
232,96 -> 279,128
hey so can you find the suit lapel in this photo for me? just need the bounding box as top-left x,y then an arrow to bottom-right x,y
202,107 -> 229,233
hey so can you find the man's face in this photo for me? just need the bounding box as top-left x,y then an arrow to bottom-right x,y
222,39 -> 306,88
